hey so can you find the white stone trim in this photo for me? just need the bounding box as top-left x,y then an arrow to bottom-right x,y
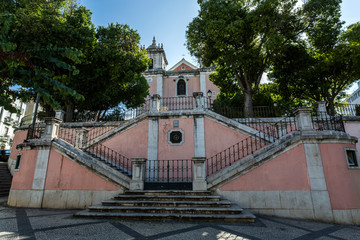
32,149 -> 50,190
304,143 -> 334,222
147,119 -> 158,180
156,74 -> 163,97
200,71 -> 206,97
168,58 -> 198,71
194,117 -> 205,157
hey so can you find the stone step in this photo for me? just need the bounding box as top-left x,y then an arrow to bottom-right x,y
88,205 -> 243,215
125,190 -> 212,196
102,199 -> 232,208
74,211 -> 256,223
0,190 -> 10,197
114,194 -> 221,201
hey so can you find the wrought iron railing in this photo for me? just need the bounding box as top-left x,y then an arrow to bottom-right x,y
58,127 -> 77,146
86,143 -> 132,175
87,126 -> 115,142
206,116 -> 298,176
336,104 -> 360,116
72,99 -> 151,122
145,159 -> 193,182
208,105 -> 278,118
312,115 -> 345,132
26,124 -> 45,140
207,132 -> 267,176
161,97 -> 195,111
58,125 -> 117,147
234,117 -> 297,140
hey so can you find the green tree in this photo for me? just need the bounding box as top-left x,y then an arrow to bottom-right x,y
71,23 -> 149,121
270,0 -> 360,115
0,0 -> 85,113
186,0 -> 302,117
0,12 -> 83,113
1,0 -> 149,121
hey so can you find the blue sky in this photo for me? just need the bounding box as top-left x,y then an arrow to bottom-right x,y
79,0 -> 360,90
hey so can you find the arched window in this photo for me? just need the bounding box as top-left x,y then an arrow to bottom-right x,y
149,58 -> 153,69
177,79 -> 186,96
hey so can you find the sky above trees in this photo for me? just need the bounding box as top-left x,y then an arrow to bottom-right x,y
80,0 -> 360,69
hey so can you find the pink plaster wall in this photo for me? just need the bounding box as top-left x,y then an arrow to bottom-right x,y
220,144 -> 311,191
9,130 -> 27,161
44,149 -> 119,191
147,76 -> 158,96
320,143 -> 360,209
10,149 -> 38,190
204,118 -> 250,158
158,118 -> 194,160
344,121 -> 360,154
102,120 -> 148,159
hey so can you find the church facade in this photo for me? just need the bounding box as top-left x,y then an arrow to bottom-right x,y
143,37 -> 219,100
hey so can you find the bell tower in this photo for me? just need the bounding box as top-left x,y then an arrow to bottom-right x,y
146,37 -> 168,71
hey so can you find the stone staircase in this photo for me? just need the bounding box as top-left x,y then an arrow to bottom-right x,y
75,190 -> 256,222
0,162 -> 12,197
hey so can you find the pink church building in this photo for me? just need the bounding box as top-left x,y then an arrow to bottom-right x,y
5,39 -> 360,225
144,37 -> 219,101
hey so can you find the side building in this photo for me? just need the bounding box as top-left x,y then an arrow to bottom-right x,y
0,100 -> 27,150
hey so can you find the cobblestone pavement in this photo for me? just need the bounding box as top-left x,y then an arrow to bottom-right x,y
1,198 -> 359,240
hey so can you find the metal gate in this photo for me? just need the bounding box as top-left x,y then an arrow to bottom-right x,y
145,159 -> 193,190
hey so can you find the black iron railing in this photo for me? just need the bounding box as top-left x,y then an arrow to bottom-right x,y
58,126 -> 116,147
26,124 -> 45,140
86,143 -> 132,175
206,116 -> 298,176
161,97 -> 195,111
207,132 -> 267,176
58,127 -> 77,146
145,159 -> 193,182
312,115 -> 345,132
87,127 -> 114,142
234,117 -> 297,140
209,105 -> 278,118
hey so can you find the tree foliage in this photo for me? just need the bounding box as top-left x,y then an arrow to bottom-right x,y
1,0 -> 149,120
72,23 -> 149,119
270,0 -> 360,115
186,0 -> 302,117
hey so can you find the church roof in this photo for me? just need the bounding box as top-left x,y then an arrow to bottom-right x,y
168,58 -> 198,71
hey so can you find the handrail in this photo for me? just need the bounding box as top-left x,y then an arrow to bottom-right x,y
86,143 -> 132,176
206,116 -> 298,177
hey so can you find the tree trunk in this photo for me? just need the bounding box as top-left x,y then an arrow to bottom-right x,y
65,104 -> 74,122
327,100 -> 336,116
244,91 -> 254,118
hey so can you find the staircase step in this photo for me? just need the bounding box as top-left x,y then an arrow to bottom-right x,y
102,199 -> 232,208
74,211 -> 256,223
114,195 -> 221,201
125,190 -> 212,196
88,205 -> 243,214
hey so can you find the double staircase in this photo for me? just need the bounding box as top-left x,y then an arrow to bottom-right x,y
75,190 -> 256,222
0,162 -> 12,197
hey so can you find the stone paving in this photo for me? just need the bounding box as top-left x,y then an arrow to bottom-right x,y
1,197 -> 360,240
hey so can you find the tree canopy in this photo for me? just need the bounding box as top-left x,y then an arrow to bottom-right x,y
270,0 -> 360,114
186,0 -> 302,117
0,1 -> 84,113
0,0 -> 149,120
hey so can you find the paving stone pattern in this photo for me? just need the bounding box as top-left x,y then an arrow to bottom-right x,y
1,198 -> 359,240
